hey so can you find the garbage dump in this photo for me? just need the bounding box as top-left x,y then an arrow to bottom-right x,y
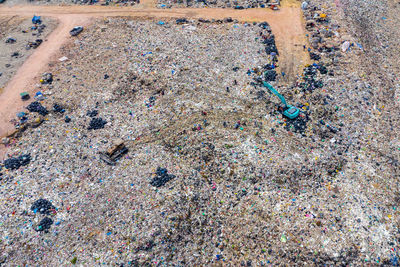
1,1 -> 400,265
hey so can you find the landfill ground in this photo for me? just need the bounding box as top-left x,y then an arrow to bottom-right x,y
0,4 -> 307,144
0,0 -> 400,266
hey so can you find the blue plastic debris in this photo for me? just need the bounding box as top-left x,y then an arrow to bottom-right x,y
157,21 -> 165,25
35,91 -> 44,100
32,15 -> 41,24
17,112 -> 26,118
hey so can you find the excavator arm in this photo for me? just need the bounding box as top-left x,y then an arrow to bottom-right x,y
262,81 -> 287,107
261,81 -> 300,119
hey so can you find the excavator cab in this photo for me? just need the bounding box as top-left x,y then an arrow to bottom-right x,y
283,106 -> 300,120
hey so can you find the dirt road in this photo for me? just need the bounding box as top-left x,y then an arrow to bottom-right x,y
0,4 -> 308,159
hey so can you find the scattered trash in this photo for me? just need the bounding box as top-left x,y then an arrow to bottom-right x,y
5,37 -> 16,44
34,91 -> 45,100
27,39 -> 43,49
53,103 -> 65,113
341,41 -> 350,52
1,11 -> 398,265
40,73 -> 53,84
58,56 -> 68,62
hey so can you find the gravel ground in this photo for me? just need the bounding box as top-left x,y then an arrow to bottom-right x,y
0,16 -> 57,90
1,0 -> 400,265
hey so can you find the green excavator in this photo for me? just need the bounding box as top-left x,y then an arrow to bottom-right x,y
262,81 -> 300,120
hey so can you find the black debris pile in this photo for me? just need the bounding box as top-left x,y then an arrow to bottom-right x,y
11,51 -> 20,58
318,65 -> 328,75
176,18 -> 188,25
4,154 -> 31,170
27,101 -> 49,116
53,103 -> 65,113
264,70 -> 277,81
309,52 -> 321,61
65,116 -> 71,123
31,199 -> 55,215
223,17 -> 233,23
88,117 -> 107,130
150,167 -> 175,187
284,112 -> 311,136
297,65 -> 324,93
262,34 -> 278,55
256,22 -> 279,84
259,22 -> 271,31
35,217 -> 53,232
36,24 -> 46,34
86,110 -> 98,117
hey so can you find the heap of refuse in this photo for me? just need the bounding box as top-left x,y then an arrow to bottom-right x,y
35,217 -> 54,232
88,117 -> 107,130
150,167 -> 176,187
27,101 -> 49,116
30,199 -> 56,215
3,154 -> 31,170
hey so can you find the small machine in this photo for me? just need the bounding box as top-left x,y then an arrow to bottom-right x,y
262,81 -> 300,119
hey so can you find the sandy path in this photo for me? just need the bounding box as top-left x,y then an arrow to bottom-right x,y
0,4 -> 308,160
